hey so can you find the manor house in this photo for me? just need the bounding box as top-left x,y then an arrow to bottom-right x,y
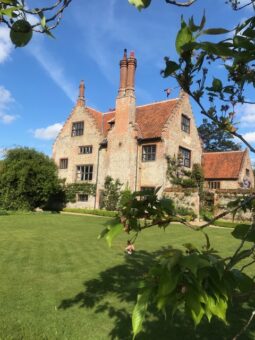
53,50 -> 254,208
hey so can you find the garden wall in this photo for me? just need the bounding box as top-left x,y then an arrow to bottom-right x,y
163,188 -> 200,219
212,189 -> 254,221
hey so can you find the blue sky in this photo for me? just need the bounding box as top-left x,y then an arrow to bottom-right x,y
0,0 -> 254,160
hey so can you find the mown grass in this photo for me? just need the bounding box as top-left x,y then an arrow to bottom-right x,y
0,213 -> 254,340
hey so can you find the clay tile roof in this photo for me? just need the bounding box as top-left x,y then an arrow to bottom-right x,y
86,99 -> 179,139
86,107 -> 103,133
136,99 -> 179,139
103,111 -> 115,136
202,151 -> 246,179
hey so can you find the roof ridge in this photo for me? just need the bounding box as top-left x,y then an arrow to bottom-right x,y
87,106 -> 103,114
203,150 -> 244,154
136,98 -> 179,109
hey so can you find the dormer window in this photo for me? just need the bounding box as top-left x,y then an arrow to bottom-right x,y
72,121 -> 84,136
181,115 -> 190,133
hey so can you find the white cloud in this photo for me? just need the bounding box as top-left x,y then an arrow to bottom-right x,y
33,122 -> 63,140
0,85 -> 17,124
239,103 -> 255,126
243,131 -> 255,143
27,38 -> 76,102
0,27 -> 13,63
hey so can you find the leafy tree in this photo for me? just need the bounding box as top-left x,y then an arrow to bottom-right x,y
0,147 -> 65,210
198,118 -> 241,151
101,176 -> 122,211
0,0 -> 72,47
98,1 -> 255,338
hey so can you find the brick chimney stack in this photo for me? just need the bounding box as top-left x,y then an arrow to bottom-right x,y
77,80 -> 85,107
126,51 -> 137,97
118,49 -> 128,97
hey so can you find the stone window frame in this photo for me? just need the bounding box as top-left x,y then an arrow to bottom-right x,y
208,181 -> 221,189
181,114 -> 190,133
79,145 -> 93,154
71,121 -> 84,137
246,168 -> 250,177
140,186 -> 155,192
142,144 -> 156,162
59,158 -> 68,169
76,164 -> 93,181
77,193 -> 89,202
179,146 -> 191,168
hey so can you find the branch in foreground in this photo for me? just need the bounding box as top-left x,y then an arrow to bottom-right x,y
139,194 -> 255,232
165,0 -> 197,6
232,310 -> 255,340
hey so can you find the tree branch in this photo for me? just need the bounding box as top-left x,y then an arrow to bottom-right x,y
232,310 -> 255,340
165,0 -> 197,6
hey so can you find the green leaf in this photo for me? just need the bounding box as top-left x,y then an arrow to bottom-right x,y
157,269 -> 179,298
180,254 -> 210,275
132,290 -> 150,339
231,269 -> 254,292
188,16 -> 200,32
176,25 -> 193,55
203,28 -> 229,35
163,60 -> 180,77
97,227 -> 109,240
105,223 -> 123,247
0,6 -> 22,17
212,78 -> 223,92
44,28 -> 55,39
41,16 -> 46,29
199,12 -> 206,30
233,35 -> 254,50
232,224 -> 255,242
186,292 -> 205,326
204,295 -> 227,324
128,0 -> 151,11
1,0 -> 18,4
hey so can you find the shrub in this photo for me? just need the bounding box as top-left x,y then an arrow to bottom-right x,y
63,208 -> 117,217
101,176 -> 122,211
0,147 -> 65,211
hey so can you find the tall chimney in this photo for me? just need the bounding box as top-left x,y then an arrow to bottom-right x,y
126,51 -> 137,96
77,80 -> 85,107
118,49 -> 128,97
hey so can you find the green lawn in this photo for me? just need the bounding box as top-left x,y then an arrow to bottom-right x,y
0,213 -> 254,340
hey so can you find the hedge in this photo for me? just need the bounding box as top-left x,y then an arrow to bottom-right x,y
62,208 -> 118,217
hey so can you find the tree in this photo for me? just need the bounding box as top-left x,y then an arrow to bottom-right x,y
101,176 -> 122,211
198,118 -> 241,151
98,1 -> 255,338
0,0 -> 72,47
0,147 -> 65,210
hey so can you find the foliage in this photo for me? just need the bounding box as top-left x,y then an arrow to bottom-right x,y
198,118 -> 241,151
166,155 -> 203,191
0,147 -> 65,211
65,183 -> 96,203
0,0 -> 72,47
175,206 -> 197,220
101,176 -> 122,211
98,3 -> 255,337
131,240 -> 254,338
63,207 -> 117,217
118,186 -> 133,209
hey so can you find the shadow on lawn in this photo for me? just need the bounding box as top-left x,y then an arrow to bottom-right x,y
59,250 -> 255,340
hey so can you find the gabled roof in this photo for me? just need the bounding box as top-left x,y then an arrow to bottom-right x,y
87,98 -> 179,139
202,150 -> 246,179
136,99 -> 179,139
